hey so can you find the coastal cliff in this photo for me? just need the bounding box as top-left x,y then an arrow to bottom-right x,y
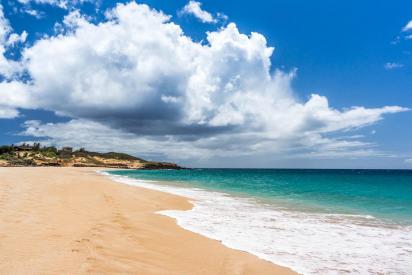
0,144 -> 182,170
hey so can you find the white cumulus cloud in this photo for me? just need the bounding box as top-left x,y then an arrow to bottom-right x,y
0,4 -> 29,118
6,31 -> 28,46
181,1 -> 217,23
0,1 -> 408,160
0,107 -> 19,119
0,5 -> 25,79
402,20 -> 412,32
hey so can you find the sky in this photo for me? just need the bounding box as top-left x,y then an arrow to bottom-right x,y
0,0 -> 411,168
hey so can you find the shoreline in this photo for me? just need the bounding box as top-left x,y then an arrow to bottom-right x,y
106,169 -> 412,275
0,167 -> 296,274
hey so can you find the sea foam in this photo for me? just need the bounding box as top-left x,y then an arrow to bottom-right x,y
103,172 -> 412,275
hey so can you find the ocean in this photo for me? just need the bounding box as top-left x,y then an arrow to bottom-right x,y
104,169 -> 412,274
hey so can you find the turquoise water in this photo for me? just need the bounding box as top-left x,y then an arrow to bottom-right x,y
107,168 -> 412,274
109,169 -> 412,224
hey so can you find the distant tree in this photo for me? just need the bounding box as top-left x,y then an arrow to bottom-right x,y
0,146 -> 13,154
43,146 -> 58,158
33,143 -> 41,151
49,146 -> 58,154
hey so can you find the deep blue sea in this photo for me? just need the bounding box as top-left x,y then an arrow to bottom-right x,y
106,169 -> 412,274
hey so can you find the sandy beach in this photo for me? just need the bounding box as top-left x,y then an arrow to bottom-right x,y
0,167 -> 295,275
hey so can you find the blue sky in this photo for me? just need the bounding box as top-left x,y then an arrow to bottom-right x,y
0,0 -> 411,168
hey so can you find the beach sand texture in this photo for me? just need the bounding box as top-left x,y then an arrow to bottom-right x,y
0,167 -> 295,275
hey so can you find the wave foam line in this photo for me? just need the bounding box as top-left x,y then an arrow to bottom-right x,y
102,172 -> 412,275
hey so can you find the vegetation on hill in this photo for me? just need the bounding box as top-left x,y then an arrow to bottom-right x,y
0,143 -> 182,169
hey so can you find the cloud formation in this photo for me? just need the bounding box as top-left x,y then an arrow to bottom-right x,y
0,1 -> 408,161
17,0 -> 90,9
0,5 -> 29,118
384,62 -> 404,70
180,1 -> 217,23
19,118 -> 385,162
402,20 -> 412,32
0,5 -> 26,79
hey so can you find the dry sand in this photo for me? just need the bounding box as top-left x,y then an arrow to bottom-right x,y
0,167 -> 296,275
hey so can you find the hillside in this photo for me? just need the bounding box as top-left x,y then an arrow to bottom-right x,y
0,144 -> 182,170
